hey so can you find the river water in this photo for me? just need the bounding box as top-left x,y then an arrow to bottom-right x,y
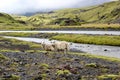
3,36 -> 120,59
0,31 -> 120,35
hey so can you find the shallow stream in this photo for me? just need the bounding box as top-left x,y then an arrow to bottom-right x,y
3,36 -> 120,58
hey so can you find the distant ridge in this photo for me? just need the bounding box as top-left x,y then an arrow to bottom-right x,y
27,0 -> 120,25
0,0 -> 120,28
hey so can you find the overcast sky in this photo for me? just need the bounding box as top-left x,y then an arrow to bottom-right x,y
0,0 -> 117,14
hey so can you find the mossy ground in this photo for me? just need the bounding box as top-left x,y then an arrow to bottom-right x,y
0,37 -> 42,52
0,37 -> 120,80
1,51 -> 120,80
52,34 -> 120,46
0,32 -> 120,46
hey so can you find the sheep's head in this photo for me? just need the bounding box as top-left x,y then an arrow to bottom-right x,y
41,42 -> 45,49
52,44 -> 55,48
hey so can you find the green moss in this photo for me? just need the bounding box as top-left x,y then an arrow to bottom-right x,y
56,70 -> 64,76
101,68 -> 109,73
40,63 -> 49,69
69,52 -> 120,63
85,63 -> 97,68
56,70 -> 71,76
41,73 -> 47,78
0,49 -> 20,52
0,53 -> 8,60
2,74 -> 20,80
63,70 -> 71,75
97,74 -> 120,80
30,44 -> 42,49
10,62 -> 19,67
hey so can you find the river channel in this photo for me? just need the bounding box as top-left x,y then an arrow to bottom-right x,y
0,30 -> 120,35
3,36 -> 120,59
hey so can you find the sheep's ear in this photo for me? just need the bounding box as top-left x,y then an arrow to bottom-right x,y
50,41 -> 54,43
70,42 -> 72,45
41,41 -> 43,44
41,42 -> 44,45
52,41 -> 55,43
52,44 -> 55,47
42,42 -> 45,44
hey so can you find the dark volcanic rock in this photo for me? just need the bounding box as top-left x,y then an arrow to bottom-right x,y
0,52 -> 120,80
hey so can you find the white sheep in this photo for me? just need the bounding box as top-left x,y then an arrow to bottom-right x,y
52,41 -> 69,53
42,42 -> 55,51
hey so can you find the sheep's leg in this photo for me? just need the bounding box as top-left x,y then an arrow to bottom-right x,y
64,49 -> 67,57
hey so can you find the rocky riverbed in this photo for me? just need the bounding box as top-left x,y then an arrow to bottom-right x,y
0,35 -> 120,80
0,52 -> 120,80
3,36 -> 120,59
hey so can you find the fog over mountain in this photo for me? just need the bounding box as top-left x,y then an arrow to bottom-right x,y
0,0 -> 117,14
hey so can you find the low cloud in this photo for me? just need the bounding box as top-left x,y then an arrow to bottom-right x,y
0,0 -> 113,14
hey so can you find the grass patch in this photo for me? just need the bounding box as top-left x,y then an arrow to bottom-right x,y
81,23 -> 120,30
0,53 -> 8,60
85,63 -> 97,68
56,70 -> 71,76
0,37 -> 42,52
1,32 -> 120,46
35,24 -> 120,30
1,74 -> 20,80
0,32 -> 37,37
0,32 -> 58,39
97,74 -> 120,80
69,52 -> 120,63
52,34 -> 120,46
0,49 -> 20,52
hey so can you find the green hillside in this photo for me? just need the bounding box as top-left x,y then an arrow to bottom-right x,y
0,0 -> 120,30
0,12 -> 28,25
27,0 -> 120,25
0,13 -> 33,30
0,13 -> 17,23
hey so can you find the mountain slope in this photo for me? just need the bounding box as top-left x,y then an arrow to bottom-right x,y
0,13 -> 17,23
78,1 -> 120,23
0,13 -> 30,30
0,13 -> 28,25
27,0 -> 120,25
